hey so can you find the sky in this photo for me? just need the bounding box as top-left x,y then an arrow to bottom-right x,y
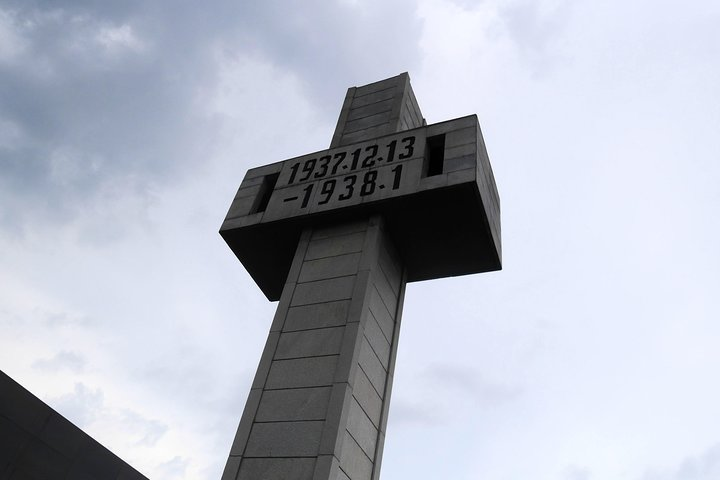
1,0 -> 719,478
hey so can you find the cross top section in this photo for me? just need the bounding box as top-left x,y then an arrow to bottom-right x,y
220,73 -> 501,300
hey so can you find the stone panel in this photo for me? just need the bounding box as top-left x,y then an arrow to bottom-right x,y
349,88 -> 396,109
351,368 -> 382,428
367,288 -> 394,341
291,276 -> 356,306
299,253 -> 361,283
357,341 -> 387,398
444,154 -> 477,173
305,232 -> 366,261
445,126 -> 476,147
363,317 -> 390,369
245,421 -> 324,457
266,356 -> 338,389
256,387 -> 333,422
283,301 -> 350,332
238,458 -> 316,480
346,398 -> 378,459
346,100 -> 394,121
275,327 -> 346,359
372,270 -> 397,315
344,112 -> 392,134
311,220 -> 368,240
338,432 -> 372,480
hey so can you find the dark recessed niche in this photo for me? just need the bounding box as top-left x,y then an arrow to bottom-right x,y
424,134 -> 445,177
252,172 -> 279,214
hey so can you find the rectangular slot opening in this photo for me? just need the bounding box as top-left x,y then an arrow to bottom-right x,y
424,134 -> 445,177
251,172 -> 279,214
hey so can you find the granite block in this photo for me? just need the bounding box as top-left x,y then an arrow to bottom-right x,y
266,356 -> 338,389
339,432 -> 373,480
358,341 -> 386,398
245,421 -> 324,457
283,301 -> 350,332
346,398 -> 378,458
363,316 -> 390,369
291,276 -> 356,306
351,368 -> 383,428
367,288 -> 394,342
305,232 -> 366,261
238,458 -> 316,480
256,387 -> 332,422
275,327 -> 346,359
299,253 -> 361,283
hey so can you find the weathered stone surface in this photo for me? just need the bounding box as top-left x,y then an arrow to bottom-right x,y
291,276 -> 356,306
256,387 -> 332,422
266,356 -> 338,389
238,458 -> 316,480
283,301 -> 349,332
299,253 -> 361,283
351,368 -> 383,428
339,431 -> 373,480
245,421 -> 324,457
275,327 -> 346,359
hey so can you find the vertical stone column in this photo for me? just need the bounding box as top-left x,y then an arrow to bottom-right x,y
222,216 -> 405,480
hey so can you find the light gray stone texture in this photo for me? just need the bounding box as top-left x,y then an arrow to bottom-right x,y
445,125 -> 476,147
265,356 -> 338,389
444,154 -> 477,173
238,458 -> 316,480
348,87 -> 396,109
351,368 -> 383,428
299,253 -> 361,283
357,340 -> 387,398
346,398 -> 378,458
305,232 -> 366,260
363,316 -> 391,369
346,99 -> 394,121
372,269 -> 397,315
256,387 -> 332,422
245,421 -> 324,457
339,432 -> 373,480
275,327 -> 346,359
223,217 -> 405,480
367,288 -> 394,342
283,301 -> 350,332
291,276 -> 356,306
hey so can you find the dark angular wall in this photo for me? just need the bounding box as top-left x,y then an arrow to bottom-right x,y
0,370 -> 148,480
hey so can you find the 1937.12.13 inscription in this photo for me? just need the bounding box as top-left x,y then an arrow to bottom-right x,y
281,135 -> 417,209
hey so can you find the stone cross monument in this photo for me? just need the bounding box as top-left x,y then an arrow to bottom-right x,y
219,73 -> 501,480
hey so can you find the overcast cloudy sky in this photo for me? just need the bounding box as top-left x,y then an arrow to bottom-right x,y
1,0 -> 719,478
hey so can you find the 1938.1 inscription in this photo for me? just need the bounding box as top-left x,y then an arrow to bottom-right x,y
277,134 -> 418,210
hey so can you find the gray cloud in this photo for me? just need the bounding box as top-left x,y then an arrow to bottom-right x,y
32,350 -> 86,372
564,465 -> 592,480
155,455 -> 188,478
641,444 -> 720,480
388,400 -> 441,427
50,382 -> 103,427
499,0 -> 574,75
119,409 -> 168,447
0,0 -> 422,235
424,364 -> 522,406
